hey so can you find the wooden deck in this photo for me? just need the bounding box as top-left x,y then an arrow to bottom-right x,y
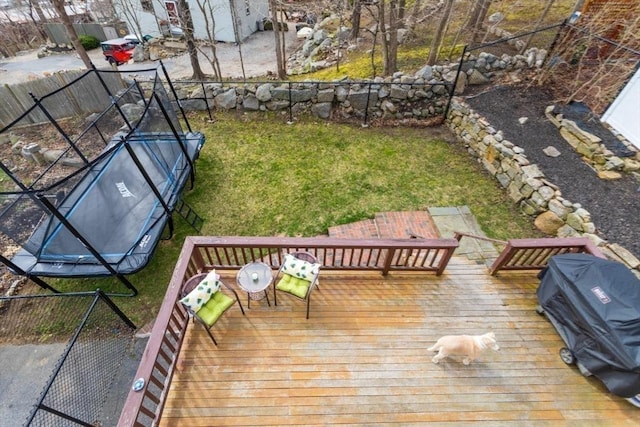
160,256 -> 638,426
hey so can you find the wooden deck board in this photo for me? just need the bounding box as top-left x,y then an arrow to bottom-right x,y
160,257 -> 639,426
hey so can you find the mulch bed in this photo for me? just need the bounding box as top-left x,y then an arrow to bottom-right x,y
463,83 -> 640,259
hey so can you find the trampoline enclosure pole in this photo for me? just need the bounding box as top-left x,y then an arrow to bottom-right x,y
160,60 -> 193,133
153,93 -> 197,189
121,138 -> 174,238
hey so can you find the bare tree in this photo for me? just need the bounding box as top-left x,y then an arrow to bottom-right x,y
427,0 -> 454,65
176,0 -> 206,79
350,0 -> 362,41
269,0 -> 286,79
194,0 -> 223,79
468,0 -> 492,43
113,0 -> 146,42
377,0 -> 402,75
51,0 -> 92,68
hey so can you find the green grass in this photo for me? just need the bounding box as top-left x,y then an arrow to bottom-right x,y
44,111 -> 540,327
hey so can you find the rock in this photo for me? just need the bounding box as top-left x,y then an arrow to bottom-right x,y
255,83 -> 273,102
518,117 -> 528,125
311,102 -> 332,119
597,170 -> 622,180
214,88 -> 237,109
242,95 -> 260,111
606,243 -> 640,269
467,69 -> 489,85
454,72 -> 467,95
297,27 -> 313,39
534,211 -> 564,235
543,146 -> 561,157
415,65 -> 433,80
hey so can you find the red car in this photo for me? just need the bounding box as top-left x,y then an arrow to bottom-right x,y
100,38 -> 137,65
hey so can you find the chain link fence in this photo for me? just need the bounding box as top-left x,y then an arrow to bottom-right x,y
0,291 -> 138,426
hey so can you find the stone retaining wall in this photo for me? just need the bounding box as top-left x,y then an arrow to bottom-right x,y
174,48 -> 550,122
445,97 -> 640,273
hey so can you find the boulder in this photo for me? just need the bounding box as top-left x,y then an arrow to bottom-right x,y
533,211 -> 564,236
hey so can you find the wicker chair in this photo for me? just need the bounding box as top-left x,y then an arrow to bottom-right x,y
273,251 -> 321,319
180,271 -> 245,345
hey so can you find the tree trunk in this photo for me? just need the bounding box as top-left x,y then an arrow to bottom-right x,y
350,0 -> 361,41
177,0 -> 205,79
385,0 -> 399,75
378,1 -> 389,75
469,0 -> 492,43
269,0 -> 286,79
406,0 -> 422,36
521,0 -> 556,52
51,0 -> 92,69
427,0 -> 454,65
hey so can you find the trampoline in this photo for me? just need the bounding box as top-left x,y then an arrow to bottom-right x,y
0,64 -> 205,294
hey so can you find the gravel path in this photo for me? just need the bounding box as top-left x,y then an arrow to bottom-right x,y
464,84 -> 640,259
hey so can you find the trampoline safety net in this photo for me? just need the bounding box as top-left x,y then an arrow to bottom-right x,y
0,66 -> 205,280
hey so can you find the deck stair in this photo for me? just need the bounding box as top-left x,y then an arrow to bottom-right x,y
327,207 -> 501,264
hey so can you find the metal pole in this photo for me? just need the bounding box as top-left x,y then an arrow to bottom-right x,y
160,60 -> 193,133
363,81 -> 372,127
153,93 -> 197,190
122,138 -> 175,238
443,44 -> 467,119
287,81 -> 293,124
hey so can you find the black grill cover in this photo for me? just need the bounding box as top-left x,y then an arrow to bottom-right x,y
537,253 -> 640,397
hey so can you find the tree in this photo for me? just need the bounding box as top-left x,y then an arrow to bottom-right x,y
113,0 -> 146,44
427,0 -> 454,65
468,0 -> 492,43
51,0 -> 92,69
350,0 -> 362,41
176,0 -> 206,80
194,0 -> 224,79
377,0 -> 402,75
269,0 -> 286,79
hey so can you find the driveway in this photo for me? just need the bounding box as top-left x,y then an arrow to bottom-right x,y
0,26 -> 302,85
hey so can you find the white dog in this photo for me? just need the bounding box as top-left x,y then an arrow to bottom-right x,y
428,332 -> 499,365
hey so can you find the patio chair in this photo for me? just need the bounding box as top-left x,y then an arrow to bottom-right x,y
273,251 -> 321,319
179,270 -> 245,345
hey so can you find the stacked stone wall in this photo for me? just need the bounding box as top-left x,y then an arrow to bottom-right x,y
446,98 -> 640,273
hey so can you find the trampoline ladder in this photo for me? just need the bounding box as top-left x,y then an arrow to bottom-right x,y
175,198 -> 204,232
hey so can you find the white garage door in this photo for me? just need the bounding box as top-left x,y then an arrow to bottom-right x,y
602,67 -> 640,149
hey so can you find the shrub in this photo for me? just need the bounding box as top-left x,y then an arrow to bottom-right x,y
79,35 -> 100,50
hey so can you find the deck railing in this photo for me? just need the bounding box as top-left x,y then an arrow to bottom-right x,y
117,235 -> 459,426
487,237 -> 605,275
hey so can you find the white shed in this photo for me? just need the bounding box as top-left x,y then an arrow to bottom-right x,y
601,67 -> 640,150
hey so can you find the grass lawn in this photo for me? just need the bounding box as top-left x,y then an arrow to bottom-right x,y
44,111 -> 541,327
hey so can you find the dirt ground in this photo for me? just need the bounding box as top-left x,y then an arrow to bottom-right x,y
463,82 -> 640,259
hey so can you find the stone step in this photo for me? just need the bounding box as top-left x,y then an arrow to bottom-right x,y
326,207 -> 500,265
428,206 -> 501,264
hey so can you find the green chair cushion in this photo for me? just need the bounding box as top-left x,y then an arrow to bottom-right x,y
276,273 -> 311,299
196,291 -> 235,326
